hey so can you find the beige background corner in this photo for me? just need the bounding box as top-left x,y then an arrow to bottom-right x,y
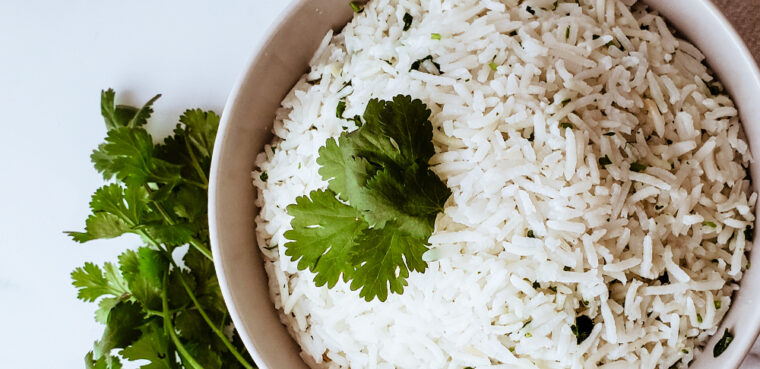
713,0 -> 760,64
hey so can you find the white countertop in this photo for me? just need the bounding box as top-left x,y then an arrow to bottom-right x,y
0,0 -> 757,368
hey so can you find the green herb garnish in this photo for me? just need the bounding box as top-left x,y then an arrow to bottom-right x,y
527,229 -> 535,238
284,95 -> 451,302
697,313 -> 703,323
629,162 -> 647,172
560,122 -> 574,129
349,1 -> 363,13
713,328 -> 734,357
336,100 -> 346,118
715,300 -> 722,309
68,90 -> 255,369
563,266 -> 572,271
565,26 -> 570,39
430,33 -> 441,40
403,12 -> 413,31
745,225 -> 753,241
598,155 -> 612,167
572,315 -> 593,343
703,221 -> 717,228
410,55 -> 441,74
489,61 -> 499,71
260,172 -> 268,182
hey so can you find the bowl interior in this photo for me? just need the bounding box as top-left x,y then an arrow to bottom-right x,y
209,1 -> 760,368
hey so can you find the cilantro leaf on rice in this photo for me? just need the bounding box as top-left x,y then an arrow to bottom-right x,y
285,94 -> 451,302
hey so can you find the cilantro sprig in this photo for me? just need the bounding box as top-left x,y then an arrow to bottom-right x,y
284,95 -> 450,302
68,90 -> 255,369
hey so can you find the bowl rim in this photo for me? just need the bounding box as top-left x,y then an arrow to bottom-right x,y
209,0 -> 760,368
208,0 -> 310,366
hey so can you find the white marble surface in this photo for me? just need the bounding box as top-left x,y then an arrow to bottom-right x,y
0,0 -> 757,368
0,1 -> 290,368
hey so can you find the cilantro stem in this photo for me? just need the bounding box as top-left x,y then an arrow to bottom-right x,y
142,184 -> 214,261
188,238 -> 213,261
162,272 -> 204,369
184,134 -> 209,187
173,262 -> 255,369
138,227 -> 251,369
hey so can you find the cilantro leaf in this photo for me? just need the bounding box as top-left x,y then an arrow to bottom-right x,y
67,184 -> 153,243
71,89 -> 273,369
285,189 -> 369,288
351,95 -> 434,168
359,167 -> 445,238
118,248 -> 165,310
285,94 -> 450,301
93,301 -> 145,360
92,126 -> 183,187
317,136 -> 376,203
86,351 -> 123,369
350,223 -> 429,301
120,320 -> 173,369
71,262 -> 129,302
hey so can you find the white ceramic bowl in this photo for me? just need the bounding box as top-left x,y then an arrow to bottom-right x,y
209,1 -> 760,368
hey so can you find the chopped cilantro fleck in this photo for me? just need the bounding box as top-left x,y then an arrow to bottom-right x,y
563,266 -> 572,271
560,122 -> 574,129
336,100 -> 346,118
527,229 -> 535,238
745,225 -> 753,241
713,329 -> 734,357
598,155 -> 612,167
714,300 -> 722,309
629,162 -> 647,172
489,61 -> 499,71
565,26 -> 570,39
402,12 -> 413,31
260,172 -> 268,182
572,315 -> 593,343
349,1 -> 363,13
431,33 -> 441,40
410,55 -> 441,74
697,313 -> 703,323
703,221 -> 717,228
657,271 -> 670,285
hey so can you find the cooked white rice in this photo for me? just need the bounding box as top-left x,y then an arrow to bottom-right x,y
252,0 -> 756,368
